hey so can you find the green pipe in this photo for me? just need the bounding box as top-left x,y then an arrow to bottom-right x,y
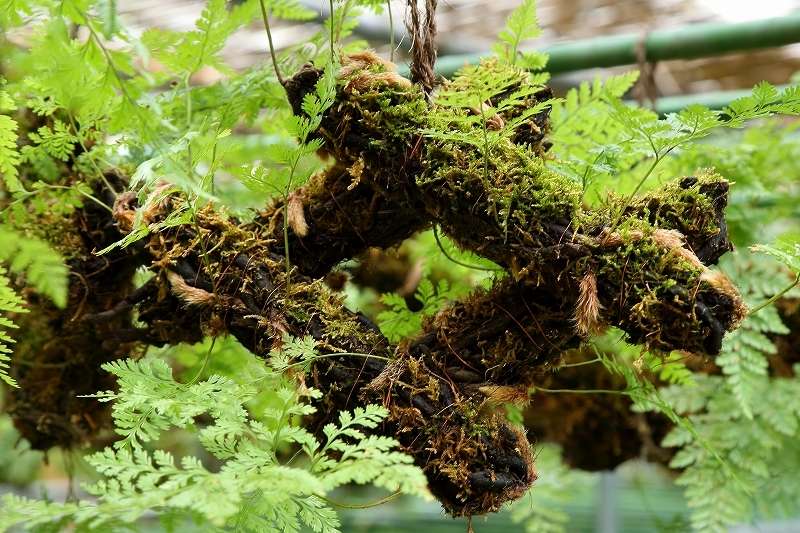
418,12 -> 800,78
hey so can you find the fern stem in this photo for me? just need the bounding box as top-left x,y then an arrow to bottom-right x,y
581,150 -> 605,194
388,0 -> 395,62
534,386 -> 632,394
1,185 -> 112,214
184,75 -> 193,167
259,0 -> 284,85
433,226 -> 502,271
281,353 -> 393,374
189,202 -> 215,293
321,490 -> 402,509
335,0 -> 351,43
329,0 -> 335,61
186,337 -> 215,386
66,112 -> 117,196
602,154 -> 661,242
747,274 -> 800,315
283,191 -> 292,299
559,357 -> 602,368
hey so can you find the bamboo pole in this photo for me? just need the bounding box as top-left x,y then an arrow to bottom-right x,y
419,13 -> 800,78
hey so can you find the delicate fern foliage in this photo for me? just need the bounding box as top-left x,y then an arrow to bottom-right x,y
427,60 -> 553,147
9,0 -> 156,149
423,59 -> 554,226
548,72 -> 639,191
230,59 -> 335,201
749,232 -> 800,313
551,78 -> 800,201
716,307 -> 787,420
0,266 -> 27,388
596,347 -> 743,500
267,332 -> 319,373
724,82 -> 800,125
5,1 -> 800,531
751,233 -> 800,274
660,369 -> 800,533
95,358 -> 253,450
611,84 -> 800,197
229,61 -> 336,278
646,352 -> 696,387
492,0 -> 548,71
0,227 -> 68,308
647,261 -> 800,533
0,347 -> 428,533
377,277 -> 465,342
308,405 -> 427,493
142,0 -> 257,78
0,84 -> 22,192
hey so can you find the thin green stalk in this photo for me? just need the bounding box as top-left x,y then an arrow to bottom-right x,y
1,185 -> 113,214
281,352 -> 393,374
269,399 -> 293,464
335,0 -> 351,42
259,0 -> 284,84
180,77 -> 215,285
560,357 -> 602,368
479,94 -> 490,188
210,144 -> 217,195
603,154 -> 661,242
283,190 -> 292,299
188,203 -> 215,293
748,275 -> 800,315
321,490 -> 402,509
534,386 -> 633,394
186,338 -> 215,386
66,111 -> 117,195
232,490 -> 261,533
330,0 -> 335,60
433,226 -> 503,271
388,0 -> 394,62
581,150 -> 604,195
185,75 -> 193,166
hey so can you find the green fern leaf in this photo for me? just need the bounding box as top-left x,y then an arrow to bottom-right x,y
492,0 -> 545,68
0,85 -> 22,192
0,266 -> 27,388
0,227 -> 68,308
750,232 -> 800,275
377,276 -> 465,342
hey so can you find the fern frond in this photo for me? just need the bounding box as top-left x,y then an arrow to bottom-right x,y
96,358 -> 253,449
716,307 -> 784,419
0,84 -> 22,193
492,0 -> 546,69
0,266 -> 27,388
0,227 -> 68,308
0,349 -> 429,532
548,72 -> 639,190
377,277 -> 465,342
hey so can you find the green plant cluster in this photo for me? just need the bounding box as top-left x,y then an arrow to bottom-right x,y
0,341 -> 427,533
543,61 -> 800,533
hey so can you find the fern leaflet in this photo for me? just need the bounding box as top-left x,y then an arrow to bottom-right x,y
0,266 -> 27,387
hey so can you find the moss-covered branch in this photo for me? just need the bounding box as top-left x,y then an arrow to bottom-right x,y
6,53 -> 750,518
280,53 -> 746,356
